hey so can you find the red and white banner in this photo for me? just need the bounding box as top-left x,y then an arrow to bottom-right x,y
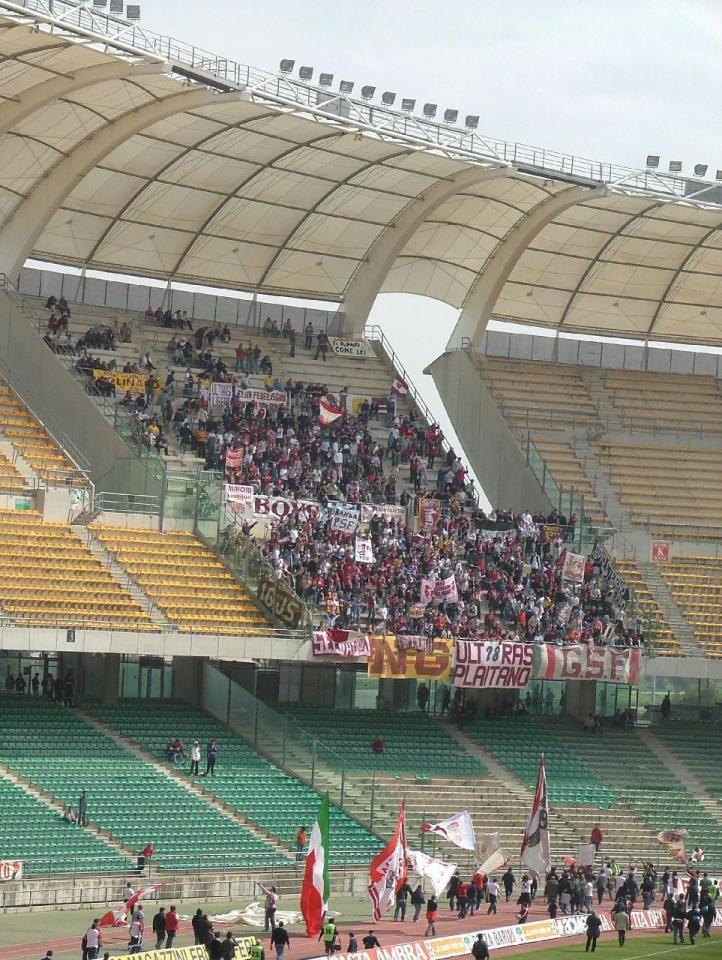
230,494 -> 321,522
99,883 -> 163,927
0,859 -> 22,881
391,376 -> 408,396
360,503 -> 407,527
319,397 -> 344,425
561,551 -> 585,583
368,803 -> 407,921
328,503 -> 360,533
451,640 -> 533,689
422,811 -> 476,851
539,644 -> 642,684
520,756 -> 551,877
354,536 -> 375,564
420,575 -> 458,605
210,383 -> 287,408
651,540 -> 671,562
418,499 -> 440,531
312,630 -> 371,658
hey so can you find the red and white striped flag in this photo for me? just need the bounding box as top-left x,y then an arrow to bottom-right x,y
99,883 -> 163,927
368,802 -> 407,921
319,397 -> 344,426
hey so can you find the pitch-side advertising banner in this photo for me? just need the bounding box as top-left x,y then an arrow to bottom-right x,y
306,909 -> 706,960
539,644 -> 642,684
112,941 -> 259,960
367,635 -> 452,680
452,640 -> 534,689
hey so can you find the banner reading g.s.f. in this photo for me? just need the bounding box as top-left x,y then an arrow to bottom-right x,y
367,635 -> 452,680
538,644 -> 642,684
452,640 -> 533,689
111,939 -> 259,960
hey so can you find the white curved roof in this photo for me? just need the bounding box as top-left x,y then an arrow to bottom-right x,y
3,3 -> 722,344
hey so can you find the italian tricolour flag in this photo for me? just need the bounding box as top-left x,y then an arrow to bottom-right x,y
300,792 -> 330,937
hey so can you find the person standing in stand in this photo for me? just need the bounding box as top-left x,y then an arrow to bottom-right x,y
190,740 -> 201,776
205,738 -> 218,776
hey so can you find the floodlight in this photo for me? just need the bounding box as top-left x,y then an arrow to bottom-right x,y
669,160 -> 682,173
443,108 -> 459,124
92,0 -> 107,6
126,4 -> 140,18
465,115 -> 480,130
109,0 -> 123,12
645,155 -> 660,169
401,98 -> 416,112
361,85 -> 376,100
298,66 -> 313,80
339,80 -> 354,94
716,170 -> 722,181
279,59 -> 295,73
694,163 -> 708,177
422,103 -> 437,118
381,91 -> 396,106
319,73 -> 333,87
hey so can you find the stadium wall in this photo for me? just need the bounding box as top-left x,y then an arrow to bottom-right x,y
0,290 -> 135,482
483,328 -> 722,376
427,349 -> 552,512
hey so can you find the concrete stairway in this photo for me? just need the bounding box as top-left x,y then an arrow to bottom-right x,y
80,708 -> 292,862
639,728 -> 722,823
71,523 -> 174,629
636,560 -> 701,654
0,760 -> 135,863
0,439 -> 36,482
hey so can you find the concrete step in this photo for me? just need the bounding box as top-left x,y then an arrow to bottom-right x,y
71,524 -> 174,629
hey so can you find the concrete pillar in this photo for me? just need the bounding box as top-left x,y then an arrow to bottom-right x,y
173,656 -> 203,706
563,679 -> 597,721
102,655 -> 120,705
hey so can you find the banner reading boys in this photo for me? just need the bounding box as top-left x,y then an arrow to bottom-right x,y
452,640 -> 534,689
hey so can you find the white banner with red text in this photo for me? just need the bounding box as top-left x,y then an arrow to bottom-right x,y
420,575 -> 458,604
0,859 -> 22,881
312,630 -> 371,658
539,643 -> 642,684
451,639 -> 534,689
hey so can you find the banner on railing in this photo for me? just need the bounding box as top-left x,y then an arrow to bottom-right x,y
451,640 -> 534,689
396,635 -> 434,652
312,629 -> 371,658
256,574 -> 305,628
561,551 -> 585,583
0,859 -> 22,881
367,635 -> 452,680
591,543 -> 629,605
418,498 -> 441,531
328,337 -> 375,358
229,494 -> 321,522
224,483 -> 254,503
111,938 -> 259,960
92,369 -> 147,393
210,383 -> 287,408
359,503 -> 407,527
420,575 -> 458,604
538,644 -> 642,684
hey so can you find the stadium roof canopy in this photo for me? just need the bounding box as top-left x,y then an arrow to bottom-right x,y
3,1 -> 722,345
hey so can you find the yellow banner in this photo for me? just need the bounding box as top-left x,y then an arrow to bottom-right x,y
93,369 -> 150,393
367,635 -> 451,680
111,938 -> 258,960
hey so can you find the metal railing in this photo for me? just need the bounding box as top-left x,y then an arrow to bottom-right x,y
5,0 -> 722,208
364,323 -> 479,507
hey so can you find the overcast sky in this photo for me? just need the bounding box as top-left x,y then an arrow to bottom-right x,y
133,0 -> 722,506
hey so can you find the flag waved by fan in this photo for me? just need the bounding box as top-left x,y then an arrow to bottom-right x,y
99,883 -> 163,927
520,755 -> 551,876
658,828 -> 688,864
368,802 -> 407,921
422,811 -> 476,851
300,793 -> 331,937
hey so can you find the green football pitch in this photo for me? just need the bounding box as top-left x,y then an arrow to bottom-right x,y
512,933 -> 717,957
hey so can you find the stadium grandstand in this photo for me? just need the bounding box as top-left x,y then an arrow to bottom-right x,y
1,2 -> 722,959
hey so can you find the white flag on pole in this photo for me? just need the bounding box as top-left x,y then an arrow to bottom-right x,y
422,811 -> 476,851
520,755 -> 552,876
406,849 -> 457,897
